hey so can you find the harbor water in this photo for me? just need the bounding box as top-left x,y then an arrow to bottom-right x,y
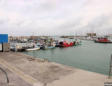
24,40 -> 112,75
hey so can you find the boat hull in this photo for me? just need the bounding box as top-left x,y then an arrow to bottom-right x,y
94,40 -> 112,43
47,46 -> 55,49
26,48 -> 40,51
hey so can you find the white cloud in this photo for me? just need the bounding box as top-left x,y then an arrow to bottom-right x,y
0,0 -> 112,35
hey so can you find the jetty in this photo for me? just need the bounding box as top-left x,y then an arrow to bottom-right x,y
0,52 -> 112,86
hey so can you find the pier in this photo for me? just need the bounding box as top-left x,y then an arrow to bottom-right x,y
0,52 -> 111,86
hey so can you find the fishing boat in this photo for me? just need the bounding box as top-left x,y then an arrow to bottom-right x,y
94,37 -> 112,43
10,43 -> 26,52
47,46 -> 55,49
58,41 -> 65,47
10,45 -> 16,51
56,41 -> 75,48
47,42 -> 56,49
74,41 -> 82,46
26,46 -> 40,51
38,44 -> 46,50
36,43 -> 45,50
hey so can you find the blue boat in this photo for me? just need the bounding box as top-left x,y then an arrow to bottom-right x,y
47,46 -> 55,49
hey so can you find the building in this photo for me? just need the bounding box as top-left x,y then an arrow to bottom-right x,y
0,34 -> 10,52
9,36 -> 30,42
87,33 -> 96,37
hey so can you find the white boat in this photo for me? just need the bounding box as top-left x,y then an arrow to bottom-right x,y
26,46 -> 40,51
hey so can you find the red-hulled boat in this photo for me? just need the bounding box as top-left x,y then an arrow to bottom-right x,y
95,37 -> 112,43
57,41 -> 75,47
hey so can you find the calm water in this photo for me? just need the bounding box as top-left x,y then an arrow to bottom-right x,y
24,40 -> 112,75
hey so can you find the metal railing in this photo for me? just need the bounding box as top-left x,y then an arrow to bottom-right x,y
0,67 -> 9,84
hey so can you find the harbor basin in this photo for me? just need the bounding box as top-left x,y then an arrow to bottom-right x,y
24,40 -> 112,75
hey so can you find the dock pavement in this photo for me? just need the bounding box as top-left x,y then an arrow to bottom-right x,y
0,52 -> 112,86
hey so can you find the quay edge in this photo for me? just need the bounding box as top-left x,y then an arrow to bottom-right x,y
0,52 -> 112,86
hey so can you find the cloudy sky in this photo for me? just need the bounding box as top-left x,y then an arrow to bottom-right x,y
0,0 -> 112,36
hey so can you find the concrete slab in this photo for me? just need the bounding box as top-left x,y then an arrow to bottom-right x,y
0,64 -> 32,86
0,52 -> 112,86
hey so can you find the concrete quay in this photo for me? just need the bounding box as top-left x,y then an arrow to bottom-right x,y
0,52 -> 112,86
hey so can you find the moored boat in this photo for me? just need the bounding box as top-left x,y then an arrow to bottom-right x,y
94,37 -> 112,43
74,41 -> 82,46
56,41 -> 75,48
26,46 -> 40,51
47,46 -> 55,49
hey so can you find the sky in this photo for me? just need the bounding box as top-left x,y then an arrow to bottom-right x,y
0,0 -> 112,36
